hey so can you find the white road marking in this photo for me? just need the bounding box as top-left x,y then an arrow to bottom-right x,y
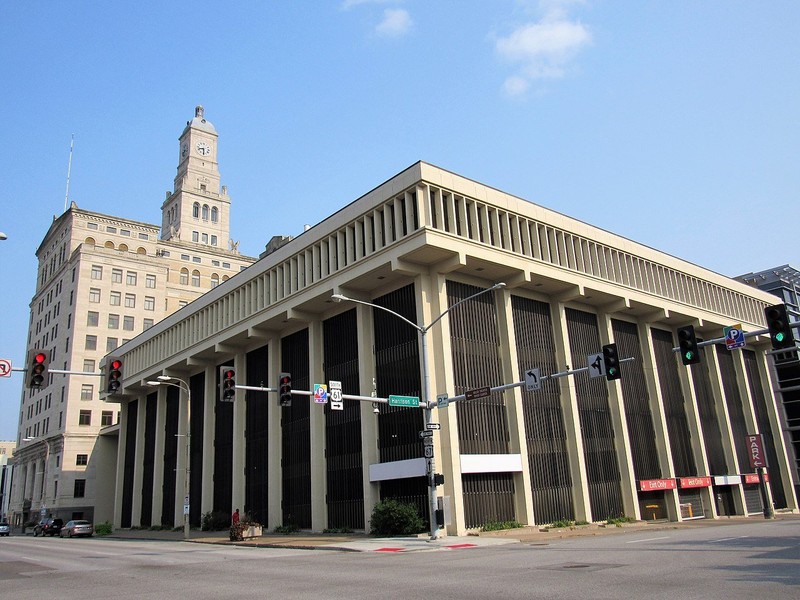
625,536 -> 671,544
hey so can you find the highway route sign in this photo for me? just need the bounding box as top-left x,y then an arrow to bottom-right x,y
329,380 -> 343,411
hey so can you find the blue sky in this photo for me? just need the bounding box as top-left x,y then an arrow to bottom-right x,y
1,1 -> 798,440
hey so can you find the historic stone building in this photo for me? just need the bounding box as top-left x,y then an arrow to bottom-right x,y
9,107 -> 255,527
108,160 -> 798,535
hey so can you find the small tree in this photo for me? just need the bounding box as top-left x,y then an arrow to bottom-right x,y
369,500 -> 425,536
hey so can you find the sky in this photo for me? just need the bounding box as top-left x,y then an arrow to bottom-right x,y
1,0 -> 798,440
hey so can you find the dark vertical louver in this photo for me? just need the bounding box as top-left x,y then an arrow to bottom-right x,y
448,281 -> 514,528
511,295 -> 574,524
691,346 -> 728,475
140,393 -> 157,526
161,388 -> 178,526
742,350 -> 787,508
716,346 -> 751,472
373,284 -> 426,517
613,320 -> 661,480
651,329 -> 696,476
189,373 -> 205,527
565,308 -> 624,521
121,399 -> 138,528
213,366 -> 233,517
281,329 -> 311,528
323,308 -> 365,529
245,344 -> 270,526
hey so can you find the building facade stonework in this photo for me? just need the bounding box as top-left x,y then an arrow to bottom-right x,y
109,161 -> 798,534
9,107 -> 255,527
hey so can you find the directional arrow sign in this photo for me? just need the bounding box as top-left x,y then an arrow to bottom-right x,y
587,353 -> 605,379
524,368 -> 541,391
426,423 -> 441,430
419,430 -> 434,438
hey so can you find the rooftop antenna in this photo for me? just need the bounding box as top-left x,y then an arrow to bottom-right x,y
64,134 -> 74,212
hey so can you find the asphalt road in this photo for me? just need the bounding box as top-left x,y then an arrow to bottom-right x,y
0,518 -> 797,599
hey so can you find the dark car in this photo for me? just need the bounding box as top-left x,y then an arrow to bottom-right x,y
33,518 -> 63,537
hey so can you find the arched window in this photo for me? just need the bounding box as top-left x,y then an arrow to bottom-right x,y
211,207 -> 218,223
84,237 -> 96,246
180,268 -> 189,285
104,241 -> 115,249
202,204 -> 209,220
222,275 -> 230,282
191,270 -> 201,287
136,247 -> 147,255
193,202 -> 200,218
118,243 -> 128,252
210,273 -> 220,288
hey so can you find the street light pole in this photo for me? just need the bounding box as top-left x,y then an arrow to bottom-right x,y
332,281 -> 505,540
147,376 -> 191,539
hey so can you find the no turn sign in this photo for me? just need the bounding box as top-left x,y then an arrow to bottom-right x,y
0,359 -> 11,377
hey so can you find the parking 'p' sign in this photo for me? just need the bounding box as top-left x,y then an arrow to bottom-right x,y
0,359 -> 11,377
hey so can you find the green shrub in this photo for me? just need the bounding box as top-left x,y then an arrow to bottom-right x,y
605,515 -> 635,526
201,511 -> 231,531
94,521 -> 113,536
549,519 -> 575,528
273,523 -> 300,534
369,500 -> 425,536
480,520 -> 524,532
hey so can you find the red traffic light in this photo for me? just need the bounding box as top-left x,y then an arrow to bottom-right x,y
27,349 -> 49,388
107,357 -> 123,394
220,366 -> 236,402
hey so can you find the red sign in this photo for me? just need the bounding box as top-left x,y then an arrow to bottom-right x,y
678,476 -> 712,489
747,434 -> 767,469
639,478 -> 677,492
743,472 -> 770,484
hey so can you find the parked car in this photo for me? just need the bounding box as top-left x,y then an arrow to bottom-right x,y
0,521 -> 10,536
60,520 -> 94,538
33,518 -> 63,537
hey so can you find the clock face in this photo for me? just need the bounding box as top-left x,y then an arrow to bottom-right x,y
196,141 -> 211,156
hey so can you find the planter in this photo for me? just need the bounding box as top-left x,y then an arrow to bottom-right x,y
230,523 -> 262,541
242,525 -> 262,539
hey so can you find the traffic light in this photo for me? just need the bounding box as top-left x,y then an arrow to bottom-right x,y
279,372 -> 292,407
764,304 -> 795,350
602,343 -> 621,381
27,349 -> 49,389
677,325 -> 701,366
220,366 -> 236,402
106,357 -> 123,394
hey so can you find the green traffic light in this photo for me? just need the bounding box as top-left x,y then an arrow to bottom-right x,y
685,351 -> 694,361
608,368 -> 617,376
776,332 -> 785,342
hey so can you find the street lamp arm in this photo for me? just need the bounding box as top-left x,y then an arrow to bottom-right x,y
331,294 -> 425,334
421,282 -> 506,333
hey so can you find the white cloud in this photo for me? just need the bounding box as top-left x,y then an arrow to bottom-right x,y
496,2 -> 592,96
375,8 -> 412,38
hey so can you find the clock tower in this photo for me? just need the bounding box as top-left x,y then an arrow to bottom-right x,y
161,105 -> 231,248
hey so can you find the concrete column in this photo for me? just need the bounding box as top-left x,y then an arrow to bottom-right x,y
267,336 -> 283,529
113,401 -> 130,528
130,396 -> 147,526
201,365 -> 216,518
231,354 -> 246,514
495,285 -> 535,526
551,302 -> 591,522
308,320 -> 328,531
356,302 -> 380,532
151,385 -> 166,525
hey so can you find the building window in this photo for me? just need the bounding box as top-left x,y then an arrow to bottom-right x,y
87,311 -> 99,326
87,222 -> 98,230
107,337 -> 118,352
211,274 -> 219,288
201,233 -> 208,244
83,359 -> 95,372
90,265 -> 102,280
108,314 -> 119,329
126,271 -> 137,286
222,262 -> 231,269
179,300 -> 188,307
181,254 -> 190,261
101,411 -> 113,426
79,410 -> 91,426
143,318 -> 154,329
121,229 -> 131,237
124,294 -> 136,308
145,274 -> 156,288
110,291 -> 121,306
112,268 -> 123,283
180,269 -> 189,285
106,226 -> 117,234
144,296 -> 155,311
202,204 -> 209,220
123,316 -> 134,331
89,288 -> 100,303
192,231 -> 199,242
85,335 -> 97,350
74,479 -> 86,498
76,454 -> 88,466
211,206 -> 218,223
192,270 -> 200,287
193,202 -> 200,218
211,235 -> 217,246
139,232 -> 149,240
80,384 -> 93,401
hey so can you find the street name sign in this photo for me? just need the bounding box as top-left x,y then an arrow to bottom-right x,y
388,394 -> 420,408
464,386 -> 491,401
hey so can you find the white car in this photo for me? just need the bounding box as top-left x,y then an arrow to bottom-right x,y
60,520 -> 94,538
0,521 -> 10,536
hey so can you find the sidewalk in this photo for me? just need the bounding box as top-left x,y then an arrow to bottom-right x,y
104,512 -> 800,552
